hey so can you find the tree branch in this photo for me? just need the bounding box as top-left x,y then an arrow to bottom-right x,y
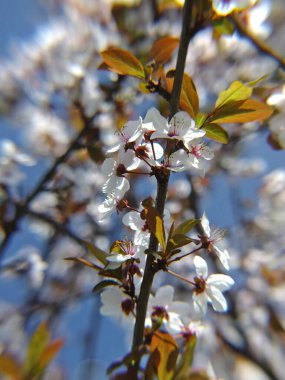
131,0 -> 195,352
231,14 -> 285,70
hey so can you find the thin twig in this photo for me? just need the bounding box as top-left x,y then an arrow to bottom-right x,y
0,107 -> 95,259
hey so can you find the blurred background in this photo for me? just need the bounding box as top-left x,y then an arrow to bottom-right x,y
0,1 -> 285,379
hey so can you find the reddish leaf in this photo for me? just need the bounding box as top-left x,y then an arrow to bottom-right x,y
0,354 -> 23,380
150,331 -> 179,380
39,339 -> 64,369
150,36 -> 179,65
211,99 -> 273,124
101,47 -> 145,79
166,72 -> 199,118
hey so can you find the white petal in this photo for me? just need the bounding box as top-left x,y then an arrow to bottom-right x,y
192,292 -> 208,316
207,274 -> 235,290
154,285 -> 175,305
201,212 -> 211,237
102,158 -> 116,176
206,287 -> 228,312
152,143 -> 164,159
214,245 -> 230,270
122,211 -> 144,231
194,256 -> 208,278
144,107 -> 167,132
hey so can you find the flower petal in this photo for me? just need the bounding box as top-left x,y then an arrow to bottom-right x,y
194,255 -> 208,278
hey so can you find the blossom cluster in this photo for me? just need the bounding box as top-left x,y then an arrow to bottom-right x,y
97,108 -> 234,333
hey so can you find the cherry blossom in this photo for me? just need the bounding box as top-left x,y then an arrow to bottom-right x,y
101,149 -> 140,197
212,0 -> 255,16
106,117 -> 144,154
100,287 -> 135,325
192,256 -> 234,316
97,182 -> 129,222
106,239 -> 146,269
146,285 -> 191,333
151,110 -> 205,147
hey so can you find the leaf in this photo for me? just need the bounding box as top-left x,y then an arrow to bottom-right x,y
150,36 -> 179,65
174,335 -> 197,380
100,47 -> 145,79
84,241 -> 109,265
143,204 -> 166,251
174,219 -> 200,236
187,370 -> 211,380
150,331 -> 179,380
211,99 -> 273,124
166,72 -> 199,118
215,81 -> 252,109
171,234 -> 194,249
39,339 -> 64,370
213,18 -> 234,38
0,354 -> 23,380
195,113 -> 207,128
65,257 -> 102,271
202,123 -> 229,144
24,322 -> 50,376
246,74 -> 269,87
92,279 -> 120,293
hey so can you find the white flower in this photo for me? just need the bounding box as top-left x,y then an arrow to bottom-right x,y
192,256 -> 234,316
200,213 -> 230,270
122,210 -> 150,247
97,182 -> 129,222
0,139 -> 35,166
212,0 -> 255,16
100,287 -> 135,326
187,142 -> 214,174
143,107 -> 167,135
106,239 -> 146,269
151,111 -> 205,147
147,285 -> 191,333
101,149 -> 140,197
106,117 -> 144,154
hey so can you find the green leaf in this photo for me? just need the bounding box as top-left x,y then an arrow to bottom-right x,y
84,241 -> 109,265
195,112 -> 207,128
213,18 -> 234,37
92,280 -> 120,293
150,331 -> 179,380
246,74 -> 269,87
24,322 -> 50,377
202,123 -> 229,144
149,36 -> 179,65
211,99 -> 273,124
171,234 -> 194,249
173,219 -> 200,236
174,335 -> 197,380
100,47 -> 145,79
215,81 -> 252,109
